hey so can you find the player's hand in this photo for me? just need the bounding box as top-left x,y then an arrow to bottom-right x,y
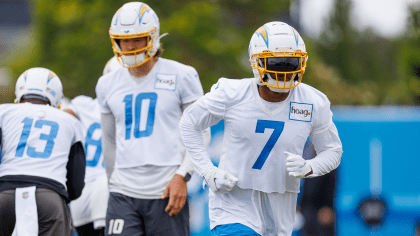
285,151 -> 312,178
161,174 -> 188,216
203,166 -> 238,194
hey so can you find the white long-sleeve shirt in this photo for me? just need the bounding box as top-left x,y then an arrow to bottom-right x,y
180,78 -> 342,194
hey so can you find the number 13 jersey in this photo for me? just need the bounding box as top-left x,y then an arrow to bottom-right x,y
0,103 -> 84,188
95,58 -> 203,169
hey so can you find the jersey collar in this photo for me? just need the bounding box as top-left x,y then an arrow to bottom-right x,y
251,78 -> 294,116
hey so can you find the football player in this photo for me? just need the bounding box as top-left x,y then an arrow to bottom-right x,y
179,22 -> 343,236
65,56 -> 122,236
95,2 -> 208,236
0,67 -> 85,236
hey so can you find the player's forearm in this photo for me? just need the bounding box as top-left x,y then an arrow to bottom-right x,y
306,150 -> 341,177
176,127 -> 211,177
307,123 -> 342,177
179,116 -> 214,177
101,112 -> 117,179
66,141 -> 86,201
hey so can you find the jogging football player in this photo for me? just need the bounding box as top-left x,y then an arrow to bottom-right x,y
96,2 -> 208,235
180,22 -> 343,236
0,67 -> 85,236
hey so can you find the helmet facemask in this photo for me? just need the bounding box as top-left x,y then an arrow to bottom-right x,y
251,50 -> 307,93
110,28 -> 158,68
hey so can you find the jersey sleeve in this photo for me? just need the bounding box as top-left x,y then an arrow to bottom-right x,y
180,78 -> 227,132
199,78 -> 228,119
95,76 -> 112,113
103,59 -> 111,75
179,78 -> 229,176
179,101 -> 220,176
307,123 -> 342,177
178,67 -> 204,104
71,118 -> 85,146
66,141 -> 85,201
0,104 -> 11,130
311,99 -> 333,135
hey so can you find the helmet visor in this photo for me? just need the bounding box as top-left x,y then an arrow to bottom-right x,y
260,57 -> 300,72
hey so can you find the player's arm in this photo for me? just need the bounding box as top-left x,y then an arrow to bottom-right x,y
176,67 -> 213,177
306,123 -> 342,177
286,101 -> 342,178
66,141 -> 86,201
96,77 -> 116,180
175,102 -> 211,181
179,88 -> 238,194
179,98 -> 220,176
161,102 -> 211,216
101,112 -> 117,179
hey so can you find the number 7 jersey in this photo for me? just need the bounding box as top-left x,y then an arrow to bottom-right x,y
182,78 -> 338,193
0,103 -> 84,188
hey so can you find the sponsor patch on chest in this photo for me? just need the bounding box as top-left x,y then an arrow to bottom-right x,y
289,102 -> 313,122
155,74 -> 177,91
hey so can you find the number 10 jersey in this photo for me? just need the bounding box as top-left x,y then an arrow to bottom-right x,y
95,58 -> 204,169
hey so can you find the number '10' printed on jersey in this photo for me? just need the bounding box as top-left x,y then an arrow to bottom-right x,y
123,93 -> 157,140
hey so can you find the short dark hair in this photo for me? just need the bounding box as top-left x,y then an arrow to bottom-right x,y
155,47 -> 164,57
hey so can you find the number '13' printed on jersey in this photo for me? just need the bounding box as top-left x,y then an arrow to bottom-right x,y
15,118 -> 59,159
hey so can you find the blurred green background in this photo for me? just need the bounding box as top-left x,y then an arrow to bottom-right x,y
0,0 -> 419,105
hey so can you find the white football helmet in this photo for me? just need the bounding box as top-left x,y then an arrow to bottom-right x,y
103,55 -> 123,75
109,2 -> 160,68
15,67 -> 63,108
249,21 -> 308,93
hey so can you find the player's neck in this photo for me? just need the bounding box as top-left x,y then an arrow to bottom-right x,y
128,57 -> 158,77
258,85 -> 289,102
20,98 -> 50,105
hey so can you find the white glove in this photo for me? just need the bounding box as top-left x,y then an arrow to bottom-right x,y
285,151 -> 312,178
203,166 -> 238,194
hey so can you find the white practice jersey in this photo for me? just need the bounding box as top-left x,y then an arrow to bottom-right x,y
67,96 -> 105,183
103,56 -> 121,75
96,58 -> 203,169
0,103 -> 84,188
182,78 -> 340,193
